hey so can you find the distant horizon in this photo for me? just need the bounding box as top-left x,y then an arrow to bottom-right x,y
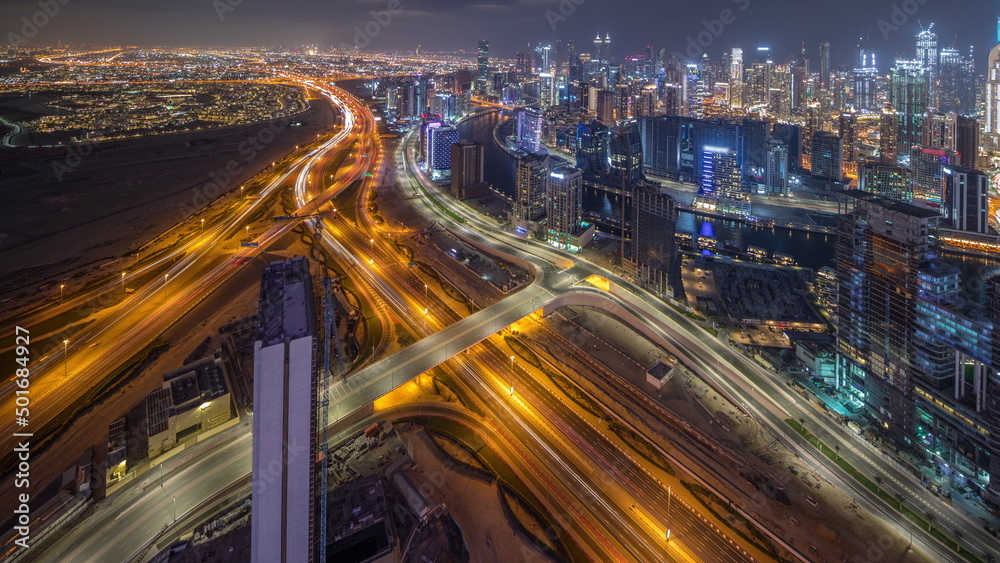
2,0 -> 999,70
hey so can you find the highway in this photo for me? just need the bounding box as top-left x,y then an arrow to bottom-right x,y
392,120 -> 995,562
19,81 -> 994,563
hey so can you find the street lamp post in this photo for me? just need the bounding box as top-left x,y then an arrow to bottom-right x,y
424,284 -> 428,298
60,283 -> 65,304
62,340 -> 69,378
666,486 -> 672,541
121,271 -> 126,295
163,274 -> 169,306
172,495 -> 176,522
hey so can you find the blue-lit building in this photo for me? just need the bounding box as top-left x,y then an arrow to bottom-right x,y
427,125 -> 459,180
700,146 -> 741,197
516,107 -> 544,153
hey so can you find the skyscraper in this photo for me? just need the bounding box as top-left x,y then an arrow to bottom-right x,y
890,59 -> 930,154
915,26 -> 939,108
576,120 -> 610,174
879,104 -> 900,164
516,107 -> 544,153
943,166 -> 989,234
700,146 -> 742,196
427,125 -> 460,179
955,115 -> 980,169
729,48 -> 744,109
858,160 -> 912,202
609,121 -> 644,189
819,41 -> 831,88
629,186 -> 677,297
477,40 -> 490,92
986,42 -> 1000,139
639,115 -> 681,179
546,165 -> 584,249
937,46 -> 975,116
853,37 -> 879,111
513,153 -> 550,225
764,140 -> 790,196
810,131 -> 844,182
596,89 -> 617,125
450,140 -> 488,199
909,146 -> 954,207
835,192 -> 939,443
252,257 -> 317,563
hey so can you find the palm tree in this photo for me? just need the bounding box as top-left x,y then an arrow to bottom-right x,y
874,475 -> 882,495
834,444 -> 840,461
925,511 -> 936,532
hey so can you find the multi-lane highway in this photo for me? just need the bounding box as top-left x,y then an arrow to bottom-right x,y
18,80 -> 996,563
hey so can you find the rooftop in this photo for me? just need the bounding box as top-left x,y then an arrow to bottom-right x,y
844,189 -> 940,219
257,257 -> 316,346
163,356 -> 230,415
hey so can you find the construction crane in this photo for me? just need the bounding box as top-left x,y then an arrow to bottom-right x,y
317,274 -> 346,563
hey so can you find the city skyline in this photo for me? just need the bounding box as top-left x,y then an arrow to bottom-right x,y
4,2 -> 1000,562
3,0 -> 1000,67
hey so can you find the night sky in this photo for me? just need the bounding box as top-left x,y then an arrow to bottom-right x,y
3,0 -> 999,69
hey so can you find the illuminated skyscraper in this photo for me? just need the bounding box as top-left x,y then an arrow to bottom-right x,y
609,121 -> 644,188
729,48 -> 744,108
700,146 -> 741,196
516,107 -> 544,153
810,131 -> 844,182
835,192 -> 939,455
545,165 -> 584,249
853,37 -> 879,111
986,42 -> 1000,139
596,89 -> 616,125
576,120 -> 610,174
890,60 -> 929,154
477,40 -> 490,92
937,46 -> 975,116
838,112 -> 859,163
764,140 -> 790,196
819,40 -> 831,88
858,160 -> 912,202
943,166 -> 989,234
879,104 -> 899,164
910,146 -> 954,207
513,153 -> 550,225
427,125 -> 459,179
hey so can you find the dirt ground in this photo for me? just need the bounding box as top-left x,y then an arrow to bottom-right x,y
399,426 -> 555,563
0,91 -> 335,318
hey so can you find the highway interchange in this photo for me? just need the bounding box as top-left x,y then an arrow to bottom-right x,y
8,74 -> 999,563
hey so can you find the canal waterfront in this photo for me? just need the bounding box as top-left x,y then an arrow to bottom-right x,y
457,111 -> 998,281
